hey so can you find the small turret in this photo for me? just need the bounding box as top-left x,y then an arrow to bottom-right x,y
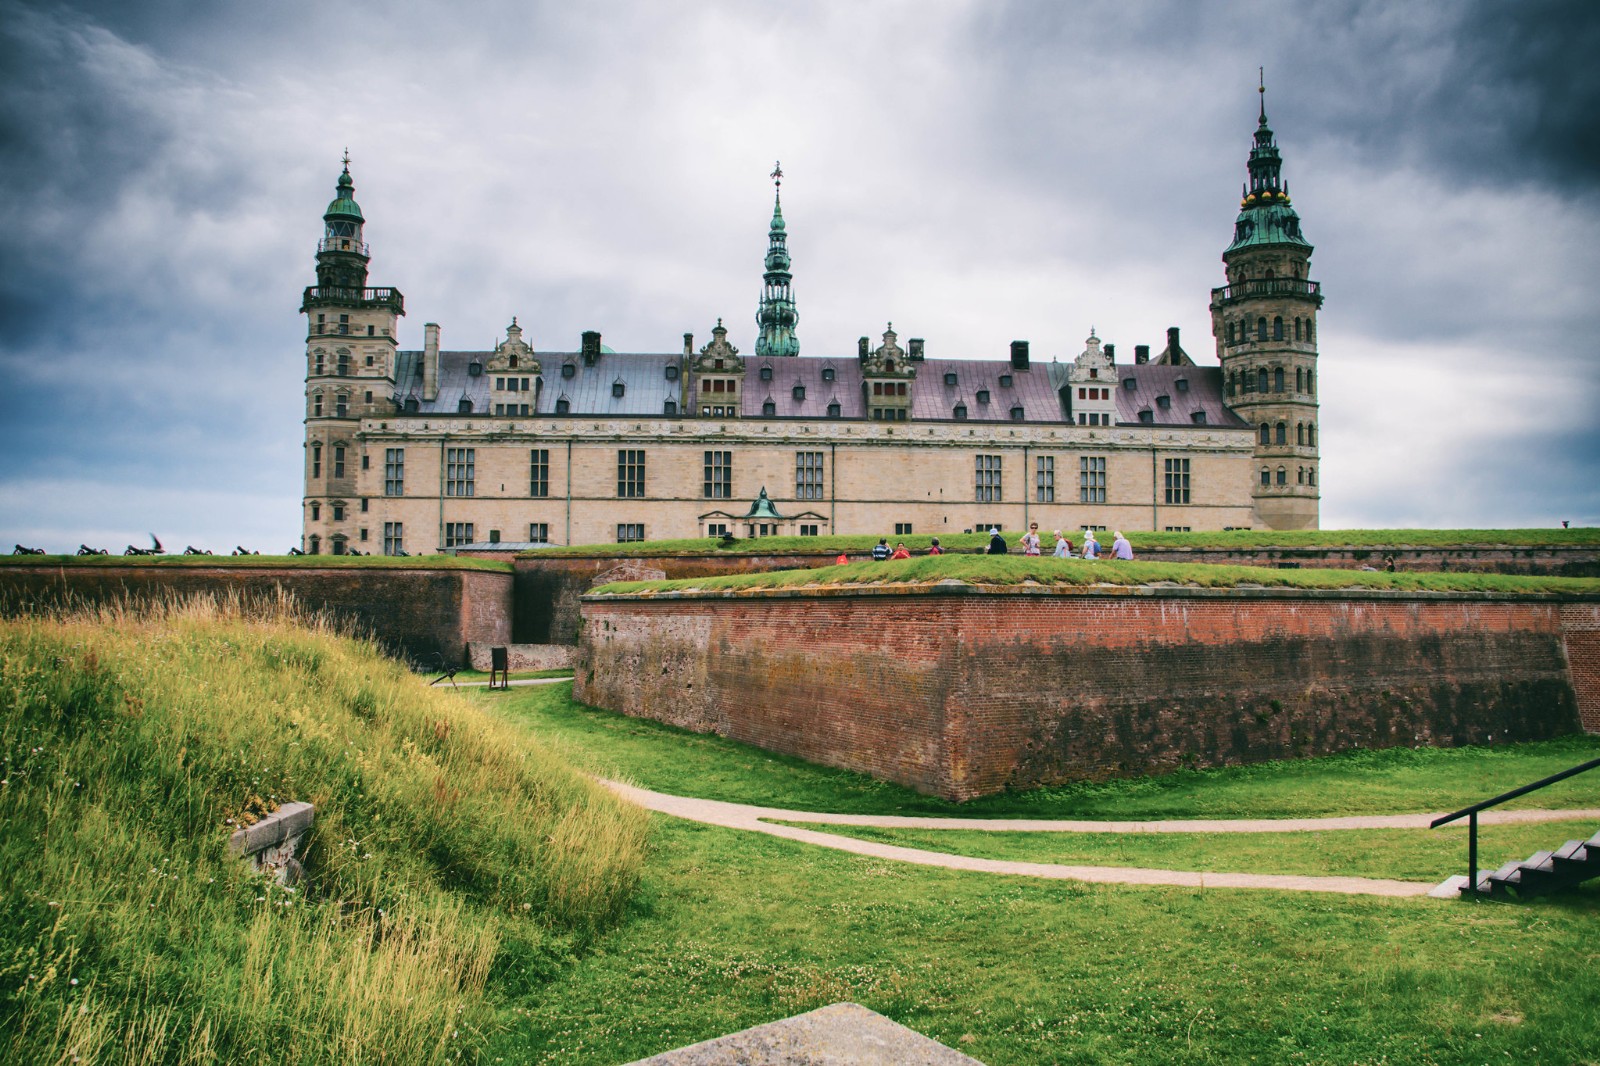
755,162 -> 800,357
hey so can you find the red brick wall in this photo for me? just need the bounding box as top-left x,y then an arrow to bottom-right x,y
1562,603 -> 1600,732
0,565 -> 511,668
577,586 -> 1593,801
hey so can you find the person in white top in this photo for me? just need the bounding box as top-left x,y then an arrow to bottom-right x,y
1082,531 -> 1098,559
1019,522 -> 1042,556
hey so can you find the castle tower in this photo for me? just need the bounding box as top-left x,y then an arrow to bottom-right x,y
1210,77 -> 1323,530
299,156 -> 404,554
755,162 -> 800,357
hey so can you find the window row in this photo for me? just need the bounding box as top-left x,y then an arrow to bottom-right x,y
1255,421 -> 1319,447
494,376 -> 532,391
1224,315 -> 1315,346
1228,365 -> 1316,397
1260,466 -> 1318,487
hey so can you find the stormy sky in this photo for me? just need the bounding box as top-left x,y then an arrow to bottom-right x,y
1,0 -> 1596,551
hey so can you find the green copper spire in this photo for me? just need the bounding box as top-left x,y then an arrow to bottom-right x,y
756,161 -> 800,357
324,149 -> 365,223
1227,73 -> 1311,253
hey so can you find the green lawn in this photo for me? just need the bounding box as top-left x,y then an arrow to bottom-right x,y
0,553 -> 510,572
481,682 -> 1600,819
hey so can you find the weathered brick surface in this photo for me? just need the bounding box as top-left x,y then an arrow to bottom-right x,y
577,586 -> 1594,801
522,544 -> 1600,643
1562,603 -> 1600,732
0,565 -> 511,668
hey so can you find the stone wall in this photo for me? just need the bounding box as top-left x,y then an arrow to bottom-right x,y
521,543 -> 1600,644
577,584 -> 1594,801
0,563 -> 512,668
466,642 -> 577,672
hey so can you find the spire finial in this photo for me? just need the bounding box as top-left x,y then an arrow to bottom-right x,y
770,160 -> 783,189
1258,67 -> 1267,125
342,146 -> 351,170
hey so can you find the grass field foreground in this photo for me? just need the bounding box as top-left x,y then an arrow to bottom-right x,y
0,599 -> 646,1065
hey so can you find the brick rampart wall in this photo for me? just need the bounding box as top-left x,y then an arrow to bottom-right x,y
0,565 -> 512,668
1561,603 -> 1600,732
522,544 -> 1600,644
577,585 -> 1594,801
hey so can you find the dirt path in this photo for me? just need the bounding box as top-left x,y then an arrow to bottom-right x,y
600,780 -> 1600,899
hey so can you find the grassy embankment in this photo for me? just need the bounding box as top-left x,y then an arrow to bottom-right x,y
530,526 -> 1600,558
0,597 -> 644,1065
472,681 -> 1600,1063
590,554 -> 1600,597
0,554 -> 510,572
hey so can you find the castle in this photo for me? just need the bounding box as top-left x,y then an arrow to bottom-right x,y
300,88 -> 1321,554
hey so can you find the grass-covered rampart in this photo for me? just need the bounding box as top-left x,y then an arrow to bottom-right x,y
590,555 -> 1600,598
530,526 -> 1600,558
0,597 -> 645,1064
0,554 -> 511,572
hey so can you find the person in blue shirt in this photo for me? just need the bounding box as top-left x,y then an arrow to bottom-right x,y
871,538 -> 891,561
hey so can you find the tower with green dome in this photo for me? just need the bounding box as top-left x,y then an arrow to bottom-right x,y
299,156 -> 406,554
1210,76 -> 1324,530
755,162 -> 800,357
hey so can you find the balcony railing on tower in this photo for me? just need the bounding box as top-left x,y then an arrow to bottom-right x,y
300,286 -> 406,315
1210,278 -> 1322,307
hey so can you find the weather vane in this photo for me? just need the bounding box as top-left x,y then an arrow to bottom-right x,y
342,146 -> 351,168
770,161 -> 783,189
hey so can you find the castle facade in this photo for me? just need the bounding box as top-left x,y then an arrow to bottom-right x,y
300,94 -> 1321,554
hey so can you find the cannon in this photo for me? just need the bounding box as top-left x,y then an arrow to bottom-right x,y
76,545 -> 109,556
12,544 -> 45,555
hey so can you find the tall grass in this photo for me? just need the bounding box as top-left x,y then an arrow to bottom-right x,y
0,592 -> 647,1064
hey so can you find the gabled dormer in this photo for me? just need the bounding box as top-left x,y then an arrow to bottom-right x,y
487,318 -> 540,417
1066,328 -> 1118,426
691,318 -> 744,418
861,323 -> 916,421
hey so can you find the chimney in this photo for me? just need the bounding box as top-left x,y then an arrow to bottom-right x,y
908,338 -> 925,360
1104,343 -> 1116,363
423,322 -> 441,401
683,332 -> 694,356
858,336 -> 870,362
1161,326 -> 1191,366
581,330 -> 601,366
1135,344 -> 1150,365
1010,340 -> 1030,370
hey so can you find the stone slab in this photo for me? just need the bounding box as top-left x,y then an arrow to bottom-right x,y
227,801 -> 314,858
623,1002 -> 984,1065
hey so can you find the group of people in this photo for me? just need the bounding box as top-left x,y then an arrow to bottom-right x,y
1000,524 -> 1133,560
847,537 -> 945,564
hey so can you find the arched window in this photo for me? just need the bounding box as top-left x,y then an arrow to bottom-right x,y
1307,370 -> 1315,394
1297,466 -> 1305,484
308,535 -> 321,555
1257,318 -> 1268,341
1297,423 -> 1305,446
1227,371 -> 1236,397
954,403 -> 967,420
1259,423 -> 1271,445
1275,422 -> 1286,445
509,354 -> 519,369
1258,368 -> 1270,392
1273,367 -> 1284,392
1260,467 -> 1270,486
1295,318 -> 1303,341
1226,322 -> 1235,345
1308,467 -> 1317,486
1276,466 -> 1287,485
1296,366 -> 1304,392
1308,423 -> 1317,447
1307,320 -> 1315,343
1273,316 -> 1284,340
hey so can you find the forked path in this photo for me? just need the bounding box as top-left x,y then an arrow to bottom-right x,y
601,780 -> 1600,899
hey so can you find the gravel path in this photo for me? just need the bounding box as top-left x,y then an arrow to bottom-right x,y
600,780 -> 1600,898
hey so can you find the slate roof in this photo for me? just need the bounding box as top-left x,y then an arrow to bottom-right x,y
387,349 -> 1248,429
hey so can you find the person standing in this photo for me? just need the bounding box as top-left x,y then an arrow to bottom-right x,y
1111,531 -> 1133,560
928,538 -> 944,555
872,538 -> 891,561
987,528 -> 1007,555
1019,523 -> 1042,556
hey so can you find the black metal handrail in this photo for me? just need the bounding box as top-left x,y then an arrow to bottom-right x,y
1430,755 -> 1600,897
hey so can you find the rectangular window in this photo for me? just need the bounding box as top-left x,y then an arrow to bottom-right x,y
333,445 -> 346,479
704,450 -> 732,499
361,454 -> 370,470
383,522 -> 403,555
1079,456 -> 1107,504
445,447 -> 475,497
1036,455 -> 1055,502
617,450 -> 645,498
360,498 -> 368,512
1164,458 -> 1191,504
1164,526 -> 1192,532
311,444 -> 321,479
707,523 -> 729,537
795,451 -> 825,500
384,448 -> 404,496
530,448 -> 549,498
358,527 -> 368,541
975,454 -> 1002,503
617,523 -> 644,543
894,522 -> 913,535
529,522 -> 549,543
332,504 -> 344,521
444,522 -> 474,548
799,524 -> 819,536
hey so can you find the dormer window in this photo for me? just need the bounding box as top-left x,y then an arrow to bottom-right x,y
827,401 -> 841,417
999,374 -> 1013,388
1191,411 -> 1207,424
612,380 -> 625,398
404,397 -> 419,413
1123,377 -> 1136,390
509,354 -> 518,368
555,398 -> 570,414
760,366 -> 773,381
1156,395 -> 1170,409
664,400 -> 677,415
665,365 -> 679,381
793,385 -> 805,401
468,362 -> 482,377
1009,406 -> 1024,421
954,404 -> 967,420
714,358 -> 724,370
944,372 -> 957,386
458,398 -> 473,413
1089,369 -> 1098,379
1175,378 -> 1189,392
976,389 -> 990,404
762,399 -> 776,416
822,367 -> 835,382
1138,409 -> 1154,423
561,363 -> 575,379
